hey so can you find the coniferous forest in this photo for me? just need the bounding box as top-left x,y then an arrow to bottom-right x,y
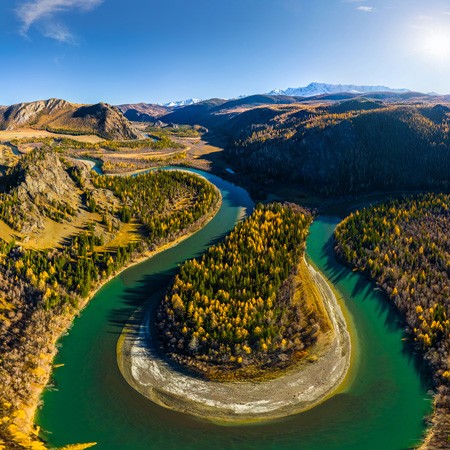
334,193 -> 450,443
157,203 -> 329,380
0,154 -> 220,448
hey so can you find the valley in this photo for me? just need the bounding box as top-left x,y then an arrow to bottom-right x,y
0,90 -> 448,449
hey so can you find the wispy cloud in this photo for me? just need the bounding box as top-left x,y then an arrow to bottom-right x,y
357,5 -> 375,13
16,0 -> 103,43
342,1 -> 376,13
42,21 -> 76,44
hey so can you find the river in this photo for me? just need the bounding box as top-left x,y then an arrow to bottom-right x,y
36,169 -> 433,450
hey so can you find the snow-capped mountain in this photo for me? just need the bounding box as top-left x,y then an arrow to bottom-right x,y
162,98 -> 202,108
268,82 -> 410,98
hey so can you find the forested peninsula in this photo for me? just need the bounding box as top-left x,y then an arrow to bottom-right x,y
157,203 -> 332,380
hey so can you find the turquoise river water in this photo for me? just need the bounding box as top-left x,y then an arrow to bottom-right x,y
36,169 -> 433,450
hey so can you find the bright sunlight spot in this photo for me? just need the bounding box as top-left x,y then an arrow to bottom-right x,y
421,28 -> 450,60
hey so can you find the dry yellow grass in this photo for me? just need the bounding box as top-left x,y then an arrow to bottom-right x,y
294,258 -> 333,333
175,137 -> 223,159
28,213 -> 100,250
0,209 -> 101,251
96,220 -> 145,252
0,211 -> 145,252
0,128 -> 103,144
106,150 -> 182,159
0,221 -> 22,243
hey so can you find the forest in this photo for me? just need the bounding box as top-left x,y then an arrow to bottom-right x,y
157,203 -> 328,380
334,193 -> 450,445
224,104 -> 450,196
0,158 -> 220,449
92,170 -> 217,243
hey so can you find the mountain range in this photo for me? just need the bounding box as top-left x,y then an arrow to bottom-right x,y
162,99 -> 201,108
1,83 -> 447,141
268,82 -> 411,97
158,83 -> 413,108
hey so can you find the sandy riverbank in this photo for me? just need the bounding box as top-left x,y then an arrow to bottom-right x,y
117,258 -> 351,422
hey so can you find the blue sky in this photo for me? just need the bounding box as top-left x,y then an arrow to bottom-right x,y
2,0 -> 450,105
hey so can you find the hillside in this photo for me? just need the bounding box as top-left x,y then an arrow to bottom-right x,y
0,149 -> 221,449
335,194 -> 450,449
159,98 -> 228,126
115,95 -> 450,198
157,95 -> 305,129
223,102 -> 450,196
0,150 -> 79,233
118,103 -> 173,122
0,99 -> 143,140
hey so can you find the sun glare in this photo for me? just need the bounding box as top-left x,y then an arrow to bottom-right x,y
421,28 -> 450,60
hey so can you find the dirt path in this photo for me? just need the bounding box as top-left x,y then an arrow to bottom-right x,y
117,259 -> 351,422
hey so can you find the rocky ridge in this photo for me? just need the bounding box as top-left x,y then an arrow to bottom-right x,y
4,150 -> 80,232
0,99 -> 143,140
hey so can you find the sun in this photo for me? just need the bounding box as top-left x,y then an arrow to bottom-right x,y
422,28 -> 450,60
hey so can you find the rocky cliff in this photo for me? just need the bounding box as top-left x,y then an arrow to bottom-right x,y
3,150 -> 80,232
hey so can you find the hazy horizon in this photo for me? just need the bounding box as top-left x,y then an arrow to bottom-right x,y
2,0 -> 450,105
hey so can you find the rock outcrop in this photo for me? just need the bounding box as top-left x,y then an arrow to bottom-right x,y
1,99 -> 70,130
5,150 -> 80,232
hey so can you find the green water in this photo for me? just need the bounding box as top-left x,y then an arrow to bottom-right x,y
36,171 -> 432,450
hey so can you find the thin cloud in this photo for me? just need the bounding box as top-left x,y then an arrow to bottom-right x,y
42,21 -> 76,44
357,5 -> 375,12
16,0 -> 103,43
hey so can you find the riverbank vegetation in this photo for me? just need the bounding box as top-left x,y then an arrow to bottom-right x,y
92,170 -> 218,243
157,203 -> 331,380
9,136 -> 183,153
145,124 -> 202,139
334,193 -> 450,447
0,150 -> 221,449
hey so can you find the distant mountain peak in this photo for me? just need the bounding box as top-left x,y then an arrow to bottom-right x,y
162,99 -> 202,108
268,82 -> 410,98
268,88 -> 285,95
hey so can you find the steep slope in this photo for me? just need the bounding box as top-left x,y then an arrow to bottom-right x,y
69,103 -> 144,139
225,104 -> 450,196
210,94 -> 301,112
160,98 -> 227,126
159,95 -> 302,127
0,99 -> 143,140
1,98 -> 71,129
118,103 -> 173,122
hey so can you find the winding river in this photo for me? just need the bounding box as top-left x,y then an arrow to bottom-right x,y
36,169 -> 433,450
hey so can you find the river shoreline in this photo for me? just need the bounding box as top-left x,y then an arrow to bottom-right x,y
24,181 -> 222,441
117,257 -> 351,422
